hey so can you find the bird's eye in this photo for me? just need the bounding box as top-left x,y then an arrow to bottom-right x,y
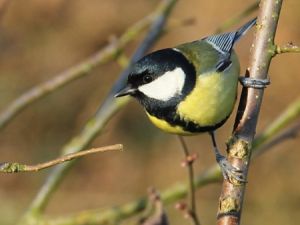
143,75 -> 153,84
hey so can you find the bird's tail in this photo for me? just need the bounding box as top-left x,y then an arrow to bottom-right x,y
234,17 -> 257,42
204,17 -> 257,55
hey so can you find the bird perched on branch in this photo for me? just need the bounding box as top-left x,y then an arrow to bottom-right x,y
115,18 -> 265,182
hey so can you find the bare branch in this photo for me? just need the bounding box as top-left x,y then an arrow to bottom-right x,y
274,43 -> 300,55
178,136 -> 200,225
254,120 -> 300,157
217,0 -> 283,224
0,144 -> 123,173
252,97 -> 300,149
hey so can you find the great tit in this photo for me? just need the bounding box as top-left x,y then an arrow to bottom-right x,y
115,18 -> 257,181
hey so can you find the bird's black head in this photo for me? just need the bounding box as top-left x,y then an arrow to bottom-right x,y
115,48 -> 196,114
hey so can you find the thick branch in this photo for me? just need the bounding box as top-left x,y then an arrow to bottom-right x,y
0,144 -> 122,173
217,0 -> 283,225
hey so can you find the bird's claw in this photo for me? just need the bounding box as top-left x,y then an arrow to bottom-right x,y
216,154 -> 246,183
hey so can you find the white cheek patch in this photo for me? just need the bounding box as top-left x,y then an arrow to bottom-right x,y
138,67 -> 186,101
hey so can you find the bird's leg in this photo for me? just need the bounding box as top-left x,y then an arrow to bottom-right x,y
239,76 -> 270,89
209,131 -> 245,182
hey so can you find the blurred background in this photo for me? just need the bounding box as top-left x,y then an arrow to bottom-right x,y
0,0 -> 299,224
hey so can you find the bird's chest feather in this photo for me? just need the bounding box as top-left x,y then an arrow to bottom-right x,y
177,69 -> 238,127
146,112 -> 193,135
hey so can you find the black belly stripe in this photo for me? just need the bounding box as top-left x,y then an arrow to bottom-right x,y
167,114 -> 229,133
148,106 -> 230,133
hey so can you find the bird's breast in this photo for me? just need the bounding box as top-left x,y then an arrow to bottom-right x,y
177,67 -> 239,128
146,112 -> 193,135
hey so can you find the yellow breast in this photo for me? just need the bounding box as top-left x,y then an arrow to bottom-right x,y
177,64 -> 239,127
146,112 -> 193,135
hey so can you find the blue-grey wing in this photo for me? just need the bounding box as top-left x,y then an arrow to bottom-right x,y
203,18 -> 257,71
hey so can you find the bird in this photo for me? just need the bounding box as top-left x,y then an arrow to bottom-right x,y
114,18 -> 258,182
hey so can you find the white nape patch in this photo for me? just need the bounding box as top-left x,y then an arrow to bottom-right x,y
172,48 -> 181,53
138,67 -> 185,101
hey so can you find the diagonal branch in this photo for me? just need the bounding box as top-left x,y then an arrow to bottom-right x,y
217,0 -> 283,225
0,144 -> 122,173
0,5 -> 160,131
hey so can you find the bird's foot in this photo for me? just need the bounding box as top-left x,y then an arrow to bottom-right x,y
239,77 -> 270,89
216,153 -> 246,183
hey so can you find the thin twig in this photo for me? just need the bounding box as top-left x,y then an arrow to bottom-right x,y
252,97 -> 300,149
178,136 -> 200,225
0,144 -> 123,173
274,43 -> 300,55
217,1 -> 283,225
40,95 -> 300,225
18,1 -> 178,224
253,120 -> 300,157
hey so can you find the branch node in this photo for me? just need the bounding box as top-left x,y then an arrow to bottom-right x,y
174,202 -> 194,220
174,202 -> 188,211
219,196 -> 240,215
180,153 -> 198,167
275,42 -> 300,55
227,138 -> 250,159
0,162 -> 25,173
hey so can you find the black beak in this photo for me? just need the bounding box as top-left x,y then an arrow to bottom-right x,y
114,84 -> 136,98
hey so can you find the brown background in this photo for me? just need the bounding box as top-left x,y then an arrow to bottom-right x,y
0,0 -> 299,224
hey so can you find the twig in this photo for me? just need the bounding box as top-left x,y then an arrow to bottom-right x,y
253,120 -> 300,157
252,97 -> 300,150
40,96 -> 300,225
0,144 -> 123,173
18,1 -> 178,224
274,43 -> 300,55
215,1 -> 259,33
217,1 -> 283,225
178,136 -> 200,225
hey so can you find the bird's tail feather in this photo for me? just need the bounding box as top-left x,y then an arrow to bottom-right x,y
234,17 -> 257,42
204,17 -> 257,54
